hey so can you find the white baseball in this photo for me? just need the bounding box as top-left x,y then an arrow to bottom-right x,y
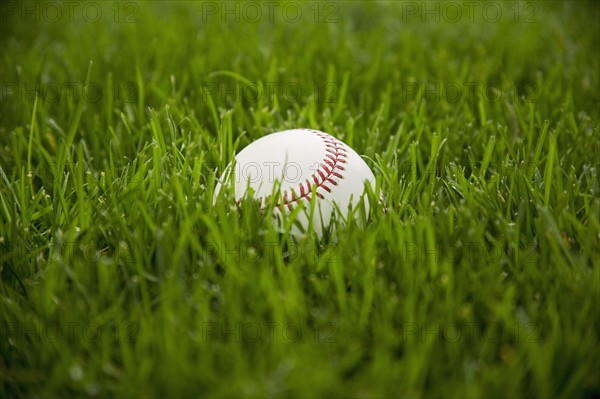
215,128 -> 376,237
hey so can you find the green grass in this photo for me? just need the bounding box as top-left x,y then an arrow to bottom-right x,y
1,1 -> 599,397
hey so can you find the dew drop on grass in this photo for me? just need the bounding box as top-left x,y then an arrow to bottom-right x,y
69,364 -> 83,381
247,246 -> 257,259
85,383 -> 99,396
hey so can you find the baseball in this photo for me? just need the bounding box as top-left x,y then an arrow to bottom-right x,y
215,128 -> 377,237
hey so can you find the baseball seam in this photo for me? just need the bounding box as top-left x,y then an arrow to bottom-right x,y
258,130 -> 348,211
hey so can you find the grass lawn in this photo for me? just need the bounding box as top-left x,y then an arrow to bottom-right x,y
1,1 -> 599,397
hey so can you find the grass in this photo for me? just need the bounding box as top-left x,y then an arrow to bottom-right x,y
1,1 -> 599,397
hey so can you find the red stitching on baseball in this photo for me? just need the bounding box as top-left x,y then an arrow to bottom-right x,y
270,130 -> 348,209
